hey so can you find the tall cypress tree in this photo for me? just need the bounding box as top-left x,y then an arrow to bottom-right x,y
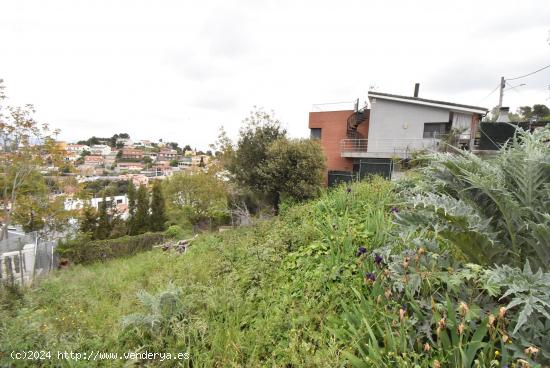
95,191 -> 111,240
79,204 -> 98,236
133,184 -> 150,235
150,181 -> 167,232
127,180 -> 136,235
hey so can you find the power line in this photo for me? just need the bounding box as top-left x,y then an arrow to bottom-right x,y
477,83 -> 500,103
506,63 -> 550,81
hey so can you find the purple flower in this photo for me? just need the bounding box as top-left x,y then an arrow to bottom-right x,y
364,272 -> 376,282
356,246 -> 367,257
391,206 -> 399,213
374,254 -> 383,265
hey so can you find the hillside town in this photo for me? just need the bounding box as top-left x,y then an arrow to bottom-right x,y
53,136 -> 212,212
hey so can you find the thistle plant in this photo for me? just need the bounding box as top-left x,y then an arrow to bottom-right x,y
397,127 -> 550,270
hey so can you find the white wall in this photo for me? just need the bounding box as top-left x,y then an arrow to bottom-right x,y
367,98 -> 474,154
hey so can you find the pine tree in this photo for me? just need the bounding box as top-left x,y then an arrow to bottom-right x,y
79,204 -> 98,236
127,180 -> 137,235
133,184 -> 150,235
94,192 -> 112,240
150,181 -> 167,232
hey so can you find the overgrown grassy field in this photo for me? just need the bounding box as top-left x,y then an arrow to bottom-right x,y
1,179 -> 396,367
2,128 -> 550,367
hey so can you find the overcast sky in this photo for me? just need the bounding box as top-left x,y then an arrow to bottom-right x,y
1,0 -> 549,149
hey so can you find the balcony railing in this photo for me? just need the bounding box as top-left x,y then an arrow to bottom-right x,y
340,138 -> 443,156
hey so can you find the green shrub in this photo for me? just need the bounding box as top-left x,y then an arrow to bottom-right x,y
397,127 -> 550,270
164,224 -> 184,239
121,282 -> 187,352
57,232 -> 166,264
338,243 -> 550,367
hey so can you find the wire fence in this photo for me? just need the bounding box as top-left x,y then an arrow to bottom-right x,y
0,233 -> 58,287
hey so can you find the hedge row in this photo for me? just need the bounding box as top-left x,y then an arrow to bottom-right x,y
57,232 -> 166,264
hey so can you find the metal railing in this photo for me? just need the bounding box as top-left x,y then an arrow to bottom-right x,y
340,138 -> 442,155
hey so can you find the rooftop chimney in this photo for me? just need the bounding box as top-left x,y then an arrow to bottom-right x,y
414,83 -> 420,98
497,107 -> 510,123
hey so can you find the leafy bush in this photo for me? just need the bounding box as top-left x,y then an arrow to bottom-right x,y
487,261 -> 550,363
338,245 -> 549,367
397,127 -> 550,270
164,224 -> 185,239
121,283 -> 187,352
57,232 -> 166,264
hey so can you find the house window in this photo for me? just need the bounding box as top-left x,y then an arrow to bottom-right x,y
423,123 -> 448,138
310,128 -> 322,139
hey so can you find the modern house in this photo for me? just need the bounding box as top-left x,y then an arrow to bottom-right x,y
309,84 -> 488,184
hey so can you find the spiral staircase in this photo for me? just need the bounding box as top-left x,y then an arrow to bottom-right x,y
346,100 -> 369,138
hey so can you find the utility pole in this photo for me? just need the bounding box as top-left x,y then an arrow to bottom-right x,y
498,76 -> 505,109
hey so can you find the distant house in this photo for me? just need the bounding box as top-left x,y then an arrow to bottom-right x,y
116,162 -> 144,172
116,137 -> 133,146
133,140 -> 154,148
66,144 -> 90,153
121,148 -> 144,160
64,195 -> 129,219
309,84 -> 487,184
84,155 -> 105,166
104,152 -> 118,167
158,148 -> 178,161
63,151 -> 79,162
118,173 -> 149,187
89,144 -> 111,156
178,156 -> 192,169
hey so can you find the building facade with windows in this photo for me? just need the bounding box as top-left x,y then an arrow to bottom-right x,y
309,85 -> 487,185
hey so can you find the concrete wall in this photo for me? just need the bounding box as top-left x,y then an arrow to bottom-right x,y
308,110 -> 370,173
368,98 -> 451,141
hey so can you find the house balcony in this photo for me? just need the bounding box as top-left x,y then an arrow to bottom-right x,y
340,138 -> 443,158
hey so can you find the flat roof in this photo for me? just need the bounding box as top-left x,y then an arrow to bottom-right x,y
368,91 -> 488,114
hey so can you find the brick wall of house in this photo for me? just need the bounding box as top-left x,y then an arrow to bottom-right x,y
308,110 -> 370,173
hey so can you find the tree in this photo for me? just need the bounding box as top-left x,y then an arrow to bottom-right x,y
133,184 -> 150,235
518,106 -> 533,120
79,204 -> 98,235
94,192 -> 111,240
228,107 -> 287,198
10,173 -> 70,237
532,104 -> 550,118
169,159 -> 178,167
143,156 -> 153,166
516,104 -> 550,121
163,171 -> 228,231
0,79 -> 61,239
209,126 -> 234,168
127,181 -> 137,234
261,138 -> 325,212
150,181 -> 167,232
